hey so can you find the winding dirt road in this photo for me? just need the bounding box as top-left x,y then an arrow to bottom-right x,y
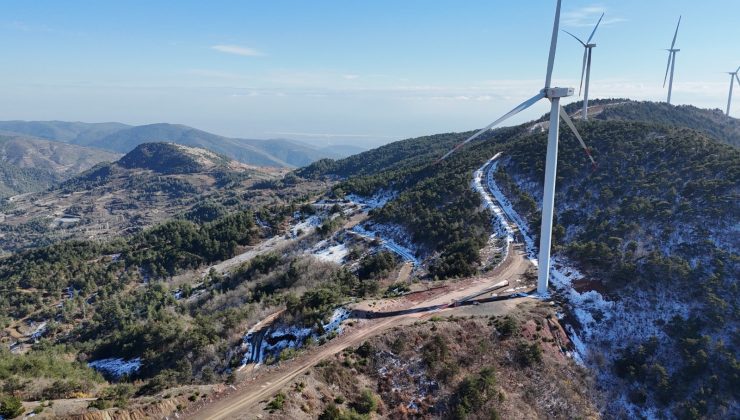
187,242 -> 532,419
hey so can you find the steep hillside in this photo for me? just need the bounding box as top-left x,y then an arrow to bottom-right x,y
0,121 -> 364,168
491,121 -> 739,418
298,104 -> 739,418
0,134 -> 120,198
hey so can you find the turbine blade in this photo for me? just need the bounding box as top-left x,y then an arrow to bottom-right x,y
736,73 -> 740,87
562,30 -> 586,46
586,12 -> 605,44
438,92 -> 546,161
579,48 -> 587,96
559,105 -> 597,167
670,16 -> 681,49
544,0 -> 563,89
736,65 -> 740,74
663,52 -> 672,87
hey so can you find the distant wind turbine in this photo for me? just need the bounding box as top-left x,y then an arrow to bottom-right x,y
438,0 -> 596,296
663,16 -> 681,104
725,66 -> 740,116
563,12 -> 604,120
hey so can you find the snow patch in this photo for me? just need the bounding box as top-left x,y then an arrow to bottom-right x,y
241,307 -> 351,366
88,357 -> 142,378
291,215 -> 321,237
311,241 -> 350,264
351,224 -> 420,266
345,190 -> 396,210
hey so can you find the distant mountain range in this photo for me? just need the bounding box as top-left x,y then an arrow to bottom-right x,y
0,134 -> 120,197
0,120 -> 367,168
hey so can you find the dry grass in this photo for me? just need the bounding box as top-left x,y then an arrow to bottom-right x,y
258,303 -> 601,419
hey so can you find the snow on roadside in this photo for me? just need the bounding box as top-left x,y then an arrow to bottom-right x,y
88,357 -> 142,378
472,154 -> 513,263
479,153 -> 608,364
479,153 -> 711,417
483,156 -> 538,262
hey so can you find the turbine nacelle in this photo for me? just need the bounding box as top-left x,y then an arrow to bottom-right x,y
543,87 -> 575,98
585,43 -> 597,48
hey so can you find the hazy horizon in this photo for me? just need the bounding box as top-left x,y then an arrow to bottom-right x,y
2,0 -> 738,148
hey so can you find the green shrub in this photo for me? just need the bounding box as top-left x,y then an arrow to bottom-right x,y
515,341 -> 543,367
0,395 -> 24,418
497,317 -> 519,339
352,389 -> 378,414
88,398 -> 112,410
266,392 -> 286,411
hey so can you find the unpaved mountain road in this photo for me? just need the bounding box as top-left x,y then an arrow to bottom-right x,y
186,243 -> 532,419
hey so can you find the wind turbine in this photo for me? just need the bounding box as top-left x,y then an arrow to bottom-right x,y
439,0 -> 596,296
725,66 -> 740,116
663,16 -> 681,104
563,13 -> 604,120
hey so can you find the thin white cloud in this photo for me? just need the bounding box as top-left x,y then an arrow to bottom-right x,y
186,69 -> 245,79
211,44 -> 263,57
563,5 -> 626,28
5,21 -> 53,33
342,74 -> 360,80
271,131 -> 394,139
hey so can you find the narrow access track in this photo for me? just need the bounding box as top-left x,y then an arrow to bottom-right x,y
187,243 -> 532,419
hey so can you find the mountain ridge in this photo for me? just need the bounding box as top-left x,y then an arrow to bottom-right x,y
0,120 -> 365,168
0,134 -> 120,198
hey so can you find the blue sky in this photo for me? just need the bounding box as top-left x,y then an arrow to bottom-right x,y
1,0 -> 738,147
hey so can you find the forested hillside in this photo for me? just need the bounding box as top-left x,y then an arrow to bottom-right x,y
298,127 -> 526,278
492,121 -> 739,418
299,103 -> 739,418
566,99 -> 740,147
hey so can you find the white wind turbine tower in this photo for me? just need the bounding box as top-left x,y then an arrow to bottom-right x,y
563,13 -> 604,120
725,66 -> 740,116
663,16 -> 682,104
439,0 -> 597,296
